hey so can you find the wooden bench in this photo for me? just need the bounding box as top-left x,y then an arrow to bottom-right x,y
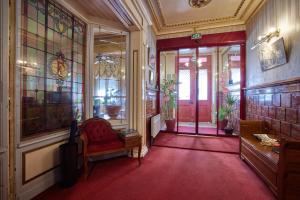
240,120 -> 300,200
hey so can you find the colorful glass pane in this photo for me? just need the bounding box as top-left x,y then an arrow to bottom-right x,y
27,18 -> 37,34
28,4 -> 37,20
21,0 -> 86,138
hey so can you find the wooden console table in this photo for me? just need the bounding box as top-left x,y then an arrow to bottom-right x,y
118,130 -> 142,165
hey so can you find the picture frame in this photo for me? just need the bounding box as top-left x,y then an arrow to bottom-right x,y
258,37 -> 287,71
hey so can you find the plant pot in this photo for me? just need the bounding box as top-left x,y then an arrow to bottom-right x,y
224,127 -> 234,135
105,105 -> 121,119
165,119 -> 176,132
218,119 -> 228,130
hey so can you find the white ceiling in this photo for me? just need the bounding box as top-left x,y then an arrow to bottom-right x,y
159,0 -> 241,25
146,0 -> 265,37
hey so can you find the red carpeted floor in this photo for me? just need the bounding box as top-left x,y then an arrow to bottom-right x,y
153,133 -> 239,154
178,126 -> 226,135
36,146 -> 275,200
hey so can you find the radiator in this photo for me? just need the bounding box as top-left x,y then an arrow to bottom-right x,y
151,114 -> 161,138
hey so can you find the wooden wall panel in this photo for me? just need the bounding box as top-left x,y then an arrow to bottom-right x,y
246,79 -> 300,139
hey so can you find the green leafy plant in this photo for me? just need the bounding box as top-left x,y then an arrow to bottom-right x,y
161,78 -> 177,120
218,106 -> 230,121
222,93 -> 237,129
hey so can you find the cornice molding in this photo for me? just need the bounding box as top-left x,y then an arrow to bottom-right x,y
146,0 -> 264,36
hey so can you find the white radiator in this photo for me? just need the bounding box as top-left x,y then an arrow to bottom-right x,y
151,114 -> 161,138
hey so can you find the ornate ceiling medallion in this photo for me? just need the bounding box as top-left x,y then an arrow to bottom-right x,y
188,0 -> 212,8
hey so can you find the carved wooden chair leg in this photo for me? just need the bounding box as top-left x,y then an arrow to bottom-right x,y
138,145 -> 142,166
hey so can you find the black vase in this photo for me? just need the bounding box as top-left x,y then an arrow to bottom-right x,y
69,120 -> 78,143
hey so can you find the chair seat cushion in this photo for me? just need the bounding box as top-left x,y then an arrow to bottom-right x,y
241,136 -> 279,170
87,139 -> 125,155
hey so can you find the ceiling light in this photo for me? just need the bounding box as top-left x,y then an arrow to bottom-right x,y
188,0 -> 212,8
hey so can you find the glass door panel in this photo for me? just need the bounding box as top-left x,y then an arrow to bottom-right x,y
177,48 -> 196,134
197,47 -> 217,135
160,50 -> 178,132
217,45 -> 241,135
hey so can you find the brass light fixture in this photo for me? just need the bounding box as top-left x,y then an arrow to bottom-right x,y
251,28 -> 280,50
189,0 -> 212,8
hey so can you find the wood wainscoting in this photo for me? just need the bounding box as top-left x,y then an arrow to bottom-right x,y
245,77 -> 300,138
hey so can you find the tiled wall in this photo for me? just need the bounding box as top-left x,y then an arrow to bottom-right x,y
246,80 -> 300,139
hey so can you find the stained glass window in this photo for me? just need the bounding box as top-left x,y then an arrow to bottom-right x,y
20,0 -> 86,138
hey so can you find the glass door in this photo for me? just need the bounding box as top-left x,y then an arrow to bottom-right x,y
217,45 -> 241,135
159,45 -> 242,136
197,47 -> 217,135
177,48 -> 197,134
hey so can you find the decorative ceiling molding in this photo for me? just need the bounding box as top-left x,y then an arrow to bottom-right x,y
146,0 -> 265,36
157,24 -> 245,40
104,0 -> 137,31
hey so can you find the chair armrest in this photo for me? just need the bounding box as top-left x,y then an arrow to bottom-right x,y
278,139 -> 300,199
240,120 -> 264,139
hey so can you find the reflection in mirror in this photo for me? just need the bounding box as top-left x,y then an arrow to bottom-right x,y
160,51 -> 177,131
93,28 -> 128,125
218,45 -> 241,135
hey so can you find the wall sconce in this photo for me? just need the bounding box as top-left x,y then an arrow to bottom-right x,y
251,28 -> 280,50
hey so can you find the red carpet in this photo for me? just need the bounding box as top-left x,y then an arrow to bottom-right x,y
36,147 -> 275,200
178,126 -> 226,135
153,133 -> 239,154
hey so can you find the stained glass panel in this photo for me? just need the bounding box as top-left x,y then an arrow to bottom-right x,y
20,0 -> 86,138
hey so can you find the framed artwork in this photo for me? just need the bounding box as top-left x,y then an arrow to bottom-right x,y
258,37 -> 287,71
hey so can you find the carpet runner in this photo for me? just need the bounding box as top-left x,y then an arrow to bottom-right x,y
36,146 -> 275,200
153,132 -> 239,154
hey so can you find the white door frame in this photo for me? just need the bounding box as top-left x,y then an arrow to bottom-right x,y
0,0 -> 10,199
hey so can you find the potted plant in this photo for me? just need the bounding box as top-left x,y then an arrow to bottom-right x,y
222,94 -> 237,135
218,106 -> 229,130
104,89 -> 122,119
161,78 -> 177,131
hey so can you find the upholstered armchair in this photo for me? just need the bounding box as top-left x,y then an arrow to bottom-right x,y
80,118 -> 141,178
80,118 -> 126,178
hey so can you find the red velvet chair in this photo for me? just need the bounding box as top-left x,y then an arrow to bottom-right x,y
80,118 -> 127,178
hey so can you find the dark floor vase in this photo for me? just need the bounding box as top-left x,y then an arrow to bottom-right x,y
59,142 -> 78,187
165,119 -> 176,131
